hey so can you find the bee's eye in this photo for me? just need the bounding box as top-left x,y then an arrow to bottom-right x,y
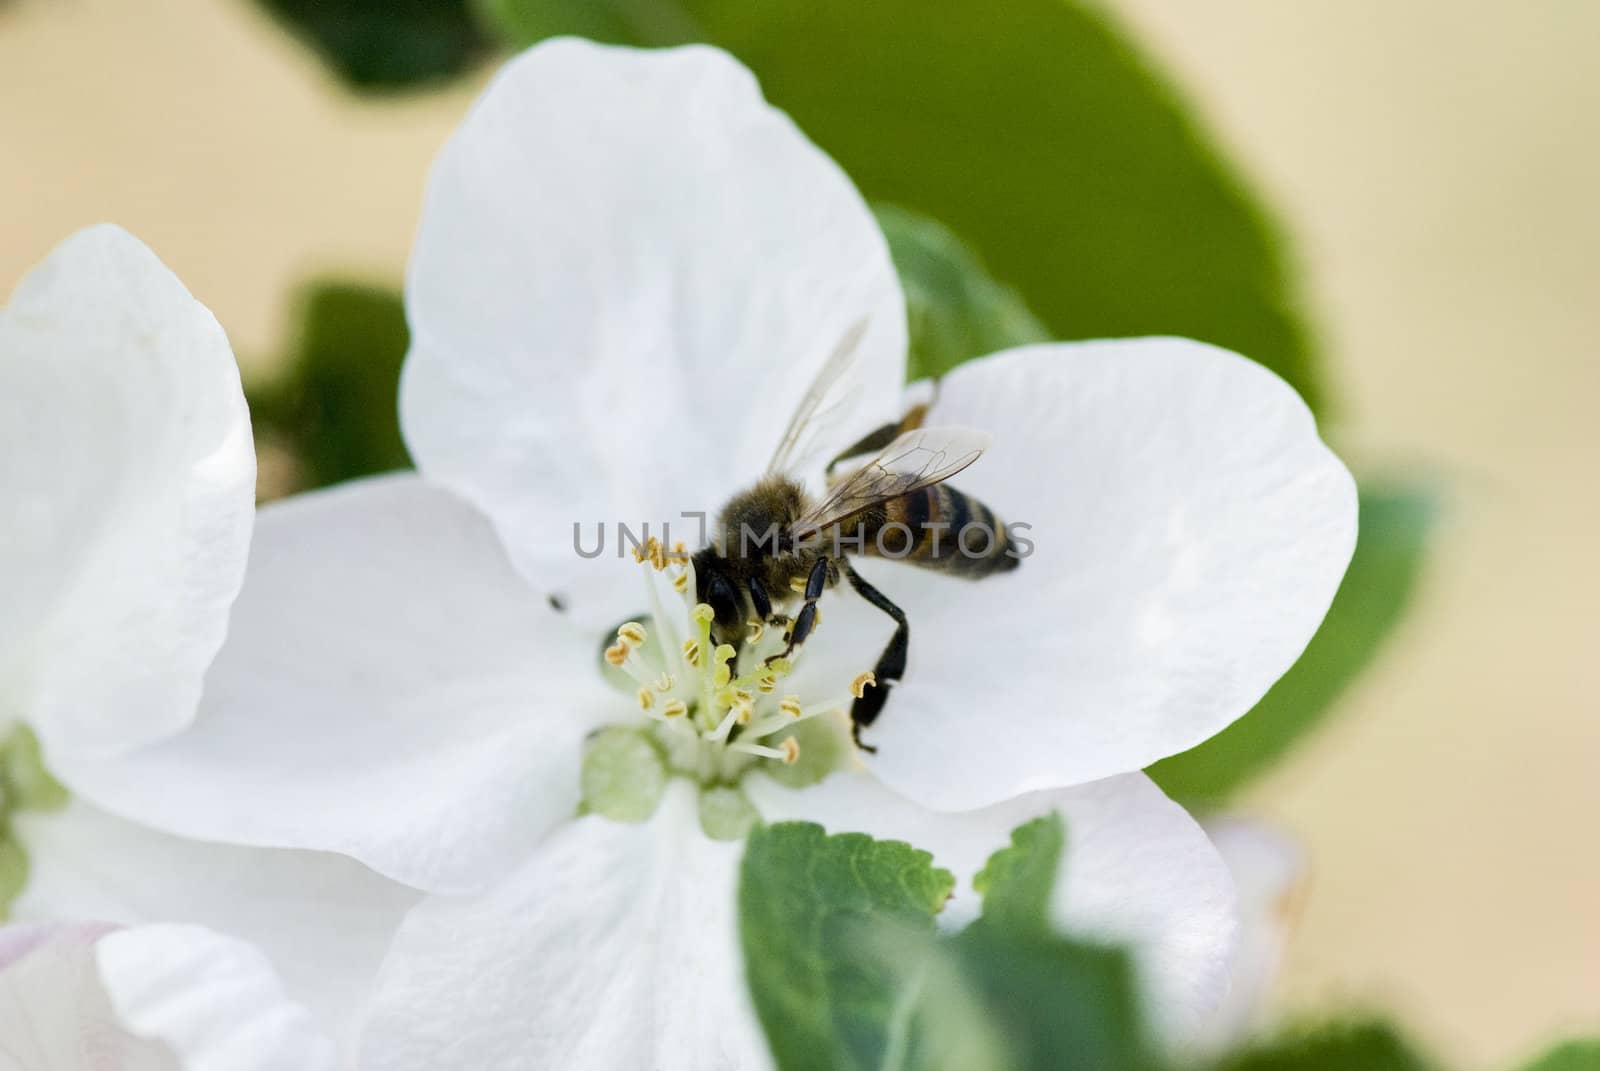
707,574 -> 741,625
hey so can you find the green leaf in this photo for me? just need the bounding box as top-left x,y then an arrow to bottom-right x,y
874,205 -> 1049,381
1149,484 -> 1436,805
739,822 -> 954,1071
968,812 -> 1062,935
1216,1021 -> 1439,1071
940,927 -> 1151,1071
249,280 -> 413,493
740,817 -> 1152,1071
1517,1040 -> 1600,1071
254,0 -> 491,90
485,0 -> 1325,409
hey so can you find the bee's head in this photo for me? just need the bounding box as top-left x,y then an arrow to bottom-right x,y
691,546 -> 745,642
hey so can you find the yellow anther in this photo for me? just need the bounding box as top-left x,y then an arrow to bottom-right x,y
672,571 -> 689,594
647,537 -> 667,571
682,639 -> 702,668
746,620 -> 765,643
671,540 -> 688,559
735,699 -> 754,725
630,542 -> 648,563
734,688 -> 754,705
662,699 -> 688,719
850,671 -> 877,699
781,737 -> 801,765
654,672 -> 676,693
692,603 -> 716,625
616,621 -> 647,648
711,643 -> 737,688
779,695 -> 803,719
604,643 -> 629,667
789,577 -> 807,594
756,676 -> 777,694
767,657 -> 793,678
637,688 -> 656,712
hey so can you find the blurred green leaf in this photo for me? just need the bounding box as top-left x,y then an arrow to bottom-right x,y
0,725 -> 69,814
255,0 -> 491,90
486,0 -> 1325,410
1216,1022 -> 1438,1071
739,822 -> 954,1071
940,926 -> 1151,1071
249,280 -> 412,492
0,828 -> 27,919
1517,1040 -> 1600,1071
874,205 -> 1050,381
740,817 -> 1152,1071
1149,485 -> 1437,806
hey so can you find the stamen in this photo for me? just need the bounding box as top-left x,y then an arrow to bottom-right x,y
850,672 -> 876,699
616,621 -> 647,649
731,738 -> 799,765
637,688 -> 656,712
711,644 -> 737,689
604,642 -> 629,668
672,571 -> 689,594
779,695 -> 803,719
703,706 -> 740,743
662,699 -> 688,719
756,677 -> 777,695
654,672 -> 676,693
746,620 -> 765,643
682,639 -> 702,668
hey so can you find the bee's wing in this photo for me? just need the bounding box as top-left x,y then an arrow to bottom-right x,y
765,318 -> 870,477
790,426 -> 990,541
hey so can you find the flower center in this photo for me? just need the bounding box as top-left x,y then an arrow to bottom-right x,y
599,538 -> 870,789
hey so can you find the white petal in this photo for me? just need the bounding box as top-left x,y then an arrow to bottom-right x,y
97,924 -> 335,1071
0,225 -> 254,758
1190,816 -> 1305,1055
55,475 -> 613,894
359,781 -> 769,1071
402,39 -> 906,627
0,923 -> 331,1070
12,800 -> 419,1051
0,922 -> 175,1070
744,770 -> 1239,1046
854,339 -> 1358,809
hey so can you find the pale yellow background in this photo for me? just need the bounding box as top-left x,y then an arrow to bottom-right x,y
2,0 -> 1595,1064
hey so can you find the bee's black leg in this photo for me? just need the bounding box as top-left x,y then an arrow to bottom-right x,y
766,557 -> 831,664
747,576 -> 772,622
840,562 -> 908,753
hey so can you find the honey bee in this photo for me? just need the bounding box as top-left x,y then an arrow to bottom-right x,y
691,321 -> 1020,750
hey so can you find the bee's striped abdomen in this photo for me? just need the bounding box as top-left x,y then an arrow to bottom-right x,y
862,483 -> 1019,578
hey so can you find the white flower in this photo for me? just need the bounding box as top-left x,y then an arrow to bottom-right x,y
59,41 -> 1358,1069
1192,817 -> 1308,1055
1,227 -> 418,1065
